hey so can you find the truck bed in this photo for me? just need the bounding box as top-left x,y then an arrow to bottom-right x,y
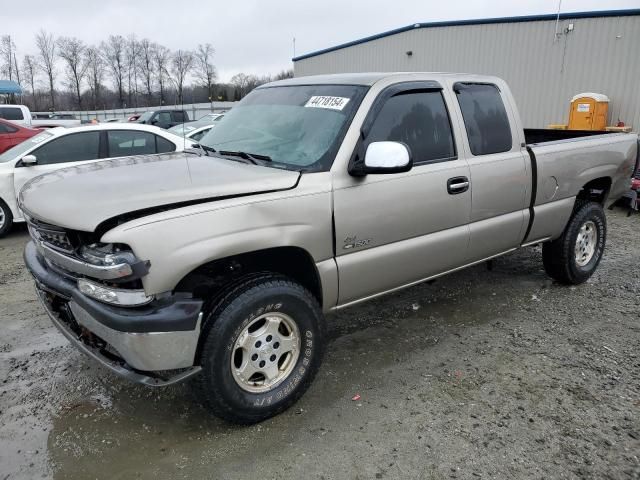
523,128 -> 617,145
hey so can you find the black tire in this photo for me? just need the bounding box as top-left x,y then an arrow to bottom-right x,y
542,200 -> 606,284
196,273 -> 325,424
0,199 -> 13,238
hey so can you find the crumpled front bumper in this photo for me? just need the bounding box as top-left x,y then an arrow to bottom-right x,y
24,241 -> 204,386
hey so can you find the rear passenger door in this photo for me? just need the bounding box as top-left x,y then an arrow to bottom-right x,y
452,82 -> 529,261
333,83 -> 471,306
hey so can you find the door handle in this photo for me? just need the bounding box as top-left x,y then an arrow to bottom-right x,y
447,176 -> 470,194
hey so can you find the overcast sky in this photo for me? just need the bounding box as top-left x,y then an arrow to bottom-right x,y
4,0 -> 640,82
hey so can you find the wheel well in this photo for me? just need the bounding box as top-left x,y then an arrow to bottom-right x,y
577,177 -> 611,205
174,247 -> 323,307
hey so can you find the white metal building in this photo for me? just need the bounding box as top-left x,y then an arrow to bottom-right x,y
293,9 -> 640,130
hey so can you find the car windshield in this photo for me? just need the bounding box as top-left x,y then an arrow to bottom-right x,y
0,131 -> 53,163
198,84 -> 367,171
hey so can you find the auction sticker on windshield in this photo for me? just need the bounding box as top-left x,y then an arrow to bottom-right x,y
305,96 -> 350,111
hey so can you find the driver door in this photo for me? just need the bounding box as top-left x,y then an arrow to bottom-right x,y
333,84 -> 472,306
13,131 -> 102,200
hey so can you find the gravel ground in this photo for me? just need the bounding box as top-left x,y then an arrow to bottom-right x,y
1,209 -> 639,480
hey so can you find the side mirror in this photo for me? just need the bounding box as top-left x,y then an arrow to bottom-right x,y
21,154 -> 38,166
350,141 -> 412,176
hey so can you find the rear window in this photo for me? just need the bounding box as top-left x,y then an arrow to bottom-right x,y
454,83 -> 512,155
0,107 -> 24,121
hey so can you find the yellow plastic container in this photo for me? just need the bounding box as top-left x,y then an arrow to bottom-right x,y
568,92 -> 609,131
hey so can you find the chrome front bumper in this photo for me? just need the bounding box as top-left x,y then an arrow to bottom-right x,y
36,289 -> 202,386
25,241 -> 204,386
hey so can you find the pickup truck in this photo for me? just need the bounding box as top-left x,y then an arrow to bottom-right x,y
20,73 -> 639,424
136,109 -> 190,129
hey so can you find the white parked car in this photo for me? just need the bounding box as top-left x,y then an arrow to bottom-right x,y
168,123 -> 215,142
0,123 -> 189,237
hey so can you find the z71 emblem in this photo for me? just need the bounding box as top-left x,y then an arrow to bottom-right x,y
343,236 -> 371,250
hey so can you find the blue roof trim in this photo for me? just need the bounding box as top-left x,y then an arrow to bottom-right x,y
292,8 -> 640,61
0,80 -> 22,94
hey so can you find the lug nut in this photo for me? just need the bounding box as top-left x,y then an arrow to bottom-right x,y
259,360 -> 266,368
255,341 -> 262,348
266,335 -> 272,342
273,342 -> 280,349
251,354 -> 258,361
270,354 -> 276,362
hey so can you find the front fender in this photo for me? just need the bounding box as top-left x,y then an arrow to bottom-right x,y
101,188 -> 334,296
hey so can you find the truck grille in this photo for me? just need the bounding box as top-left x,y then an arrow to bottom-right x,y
27,218 -> 75,253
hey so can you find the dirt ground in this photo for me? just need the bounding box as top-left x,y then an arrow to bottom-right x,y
1,209 -> 639,480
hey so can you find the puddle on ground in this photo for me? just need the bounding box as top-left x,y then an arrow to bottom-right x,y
46,257 -> 545,479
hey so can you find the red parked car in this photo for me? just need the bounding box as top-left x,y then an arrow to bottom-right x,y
0,119 -> 42,154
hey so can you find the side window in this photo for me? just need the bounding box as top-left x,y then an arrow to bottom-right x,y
365,90 -> 456,163
33,132 -> 100,165
157,112 -> 172,125
0,123 -> 18,133
155,135 -> 176,153
172,111 -> 187,122
454,83 -> 512,155
0,107 -> 24,121
108,130 -> 156,157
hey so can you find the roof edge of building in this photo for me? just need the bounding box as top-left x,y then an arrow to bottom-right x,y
292,8 -> 640,62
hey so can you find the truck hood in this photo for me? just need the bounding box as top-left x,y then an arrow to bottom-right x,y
19,152 -> 300,232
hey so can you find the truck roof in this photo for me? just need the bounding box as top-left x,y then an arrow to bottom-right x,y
264,72 -> 504,88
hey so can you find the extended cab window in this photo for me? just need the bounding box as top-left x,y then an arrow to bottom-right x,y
366,90 -> 455,163
32,132 -> 100,165
454,83 -> 512,155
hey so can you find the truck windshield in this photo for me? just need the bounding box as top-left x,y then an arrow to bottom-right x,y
198,84 -> 367,171
136,111 -> 154,123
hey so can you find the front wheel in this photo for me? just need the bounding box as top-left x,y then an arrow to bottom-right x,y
542,201 -> 606,284
196,274 -> 325,424
0,199 -> 14,238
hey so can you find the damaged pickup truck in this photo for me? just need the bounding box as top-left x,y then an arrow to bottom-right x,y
20,73 -> 639,424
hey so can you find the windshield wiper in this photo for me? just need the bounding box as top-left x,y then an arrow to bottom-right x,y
184,143 -> 217,157
218,150 -> 272,164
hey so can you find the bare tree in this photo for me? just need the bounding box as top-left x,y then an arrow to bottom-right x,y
230,72 -> 257,99
84,46 -> 104,109
12,53 -> 21,86
35,30 -> 57,110
170,49 -> 193,105
153,44 -> 170,105
101,35 -> 126,107
138,39 -> 155,104
22,54 -> 38,110
0,35 -> 16,82
125,35 -> 139,107
194,43 -> 217,106
57,37 -> 88,108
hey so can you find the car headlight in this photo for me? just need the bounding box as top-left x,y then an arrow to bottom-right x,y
80,243 -> 138,267
78,278 -> 154,306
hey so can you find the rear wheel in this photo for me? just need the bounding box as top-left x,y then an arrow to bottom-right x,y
197,274 -> 325,424
542,201 -> 606,284
0,199 -> 13,238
